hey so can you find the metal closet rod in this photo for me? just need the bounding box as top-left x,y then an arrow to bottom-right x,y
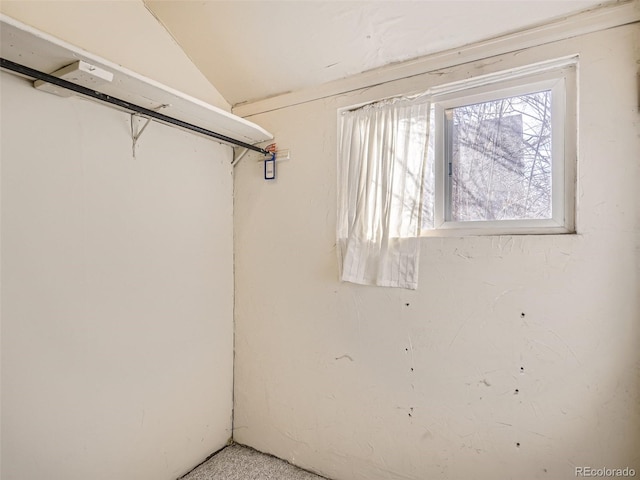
0,57 -> 270,155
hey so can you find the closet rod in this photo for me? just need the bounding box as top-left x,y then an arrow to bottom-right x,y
0,58 -> 270,155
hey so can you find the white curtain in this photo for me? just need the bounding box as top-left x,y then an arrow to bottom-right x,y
337,96 -> 431,290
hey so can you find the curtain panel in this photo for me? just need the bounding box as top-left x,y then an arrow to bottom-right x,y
337,96 -> 431,289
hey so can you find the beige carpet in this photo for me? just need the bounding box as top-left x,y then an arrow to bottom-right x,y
180,444 -> 329,480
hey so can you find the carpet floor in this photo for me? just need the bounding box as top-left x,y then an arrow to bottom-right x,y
181,444 -> 329,480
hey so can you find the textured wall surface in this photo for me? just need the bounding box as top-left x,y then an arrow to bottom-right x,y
233,24 -> 640,480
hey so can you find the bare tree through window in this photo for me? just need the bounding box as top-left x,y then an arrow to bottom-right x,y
447,90 -> 553,222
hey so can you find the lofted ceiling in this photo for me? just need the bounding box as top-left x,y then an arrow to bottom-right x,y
145,0 -> 608,107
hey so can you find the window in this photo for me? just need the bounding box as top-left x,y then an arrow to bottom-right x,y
336,59 -> 576,288
337,56 -> 578,287
426,59 -> 577,235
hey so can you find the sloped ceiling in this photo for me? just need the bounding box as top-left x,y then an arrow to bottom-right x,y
145,0 -> 607,107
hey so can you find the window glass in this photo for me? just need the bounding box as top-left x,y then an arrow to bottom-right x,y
447,90 -> 552,222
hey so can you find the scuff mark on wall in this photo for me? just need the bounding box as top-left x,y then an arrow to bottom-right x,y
335,354 -> 355,362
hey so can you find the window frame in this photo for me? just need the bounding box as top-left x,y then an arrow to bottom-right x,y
426,62 -> 577,236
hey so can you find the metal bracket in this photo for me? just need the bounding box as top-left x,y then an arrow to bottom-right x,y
130,104 -> 170,158
232,148 -> 250,167
232,143 -> 277,168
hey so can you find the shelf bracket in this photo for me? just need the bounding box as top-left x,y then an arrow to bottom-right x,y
130,104 -> 169,158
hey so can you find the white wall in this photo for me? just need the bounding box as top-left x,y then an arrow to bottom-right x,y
0,0 -> 230,111
233,23 -> 640,480
0,72 -> 234,480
